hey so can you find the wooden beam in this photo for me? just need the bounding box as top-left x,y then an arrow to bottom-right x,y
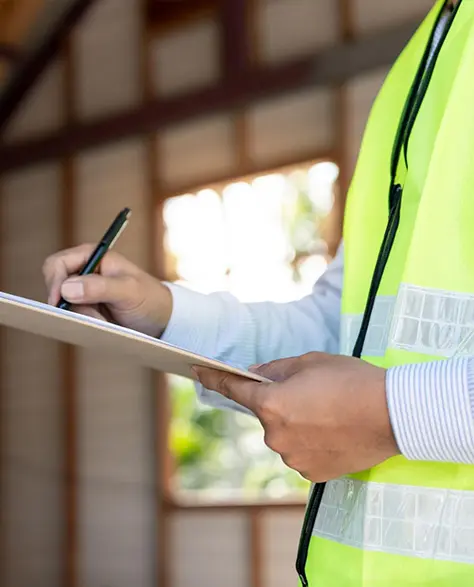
141,3 -> 172,586
0,0 -> 45,85
165,497 -> 306,513
0,44 -> 20,62
220,0 -> 252,197
0,0 -> 46,45
148,135 -> 173,587
0,0 -> 97,133
0,18 -> 421,173
249,508 -> 263,587
220,0 -> 249,79
147,0 -> 218,33
0,179 -> 4,587
339,0 -> 355,43
61,271 -> 78,587
162,148 -> 336,200
61,35 -> 78,587
331,0 -> 356,255
146,135 -> 173,587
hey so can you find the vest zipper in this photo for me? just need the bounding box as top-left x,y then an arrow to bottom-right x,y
294,2 -> 461,584
295,483 -> 325,587
352,184 -> 402,357
353,0 -> 460,359
296,183 -> 401,587
402,0 -> 461,166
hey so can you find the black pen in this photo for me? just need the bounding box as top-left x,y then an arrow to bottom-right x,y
57,207 -> 132,311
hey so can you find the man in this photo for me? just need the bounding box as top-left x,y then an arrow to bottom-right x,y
43,0 -> 474,584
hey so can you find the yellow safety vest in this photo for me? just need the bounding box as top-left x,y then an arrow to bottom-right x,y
296,1 -> 474,585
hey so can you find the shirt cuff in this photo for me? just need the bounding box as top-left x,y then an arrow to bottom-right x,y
386,357 -> 474,464
160,281 -> 256,416
160,282 -> 217,355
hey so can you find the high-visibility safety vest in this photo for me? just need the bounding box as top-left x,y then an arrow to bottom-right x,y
295,1 -> 474,585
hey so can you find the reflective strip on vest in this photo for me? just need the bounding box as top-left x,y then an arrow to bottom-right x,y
312,477 -> 474,564
340,295 -> 396,356
391,284 -> 474,357
340,284 -> 474,357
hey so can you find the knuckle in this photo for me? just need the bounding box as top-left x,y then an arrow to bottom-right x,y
263,428 -> 279,452
218,373 -> 233,396
124,274 -> 141,296
42,255 -> 56,277
281,454 -> 294,469
280,453 -> 301,472
255,393 -> 281,422
204,370 -> 232,396
264,359 -> 280,372
297,470 -> 311,481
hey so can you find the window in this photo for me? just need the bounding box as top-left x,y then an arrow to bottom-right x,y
163,160 -> 340,500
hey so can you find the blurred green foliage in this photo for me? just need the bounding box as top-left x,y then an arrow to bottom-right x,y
169,375 -> 309,495
283,168 -> 331,283
168,165 -> 336,497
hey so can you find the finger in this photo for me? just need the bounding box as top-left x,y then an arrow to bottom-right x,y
60,274 -> 138,309
251,356 -> 305,382
193,366 -> 269,414
43,244 -> 94,298
252,352 -> 332,381
43,244 -> 136,304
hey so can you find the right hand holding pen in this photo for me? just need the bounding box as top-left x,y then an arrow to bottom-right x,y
42,243 -> 172,337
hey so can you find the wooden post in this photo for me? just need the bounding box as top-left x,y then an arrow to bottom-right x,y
62,35 -> 78,587
140,3 -> 173,586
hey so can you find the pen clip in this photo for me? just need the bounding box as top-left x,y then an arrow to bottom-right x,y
108,218 -> 129,250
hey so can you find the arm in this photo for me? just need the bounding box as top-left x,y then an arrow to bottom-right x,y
161,243 -> 343,412
162,234 -> 474,464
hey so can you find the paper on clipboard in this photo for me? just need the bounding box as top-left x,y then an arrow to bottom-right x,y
0,291 -> 268,383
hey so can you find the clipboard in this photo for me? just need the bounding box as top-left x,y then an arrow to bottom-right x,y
0,291 -> 268,383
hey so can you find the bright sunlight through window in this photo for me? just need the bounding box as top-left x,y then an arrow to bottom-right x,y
163,161 -> 339,501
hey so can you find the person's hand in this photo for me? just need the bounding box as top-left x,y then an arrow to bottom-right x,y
193,352 -> 400,483
42,243 -> 172,337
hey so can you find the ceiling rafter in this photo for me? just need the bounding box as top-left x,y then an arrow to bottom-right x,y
0,0 -> 98,134
0,43 -> 20,62
146,0 -> 219,33
0,0 -> 45,44
0,17 -> 422,173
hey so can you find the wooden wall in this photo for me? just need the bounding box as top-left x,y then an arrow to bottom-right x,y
1,165 -> 63,587
0,1 -> 434,586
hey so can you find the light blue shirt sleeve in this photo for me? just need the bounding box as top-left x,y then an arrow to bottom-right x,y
161,241 -> 474,465
161,243 -> 343,412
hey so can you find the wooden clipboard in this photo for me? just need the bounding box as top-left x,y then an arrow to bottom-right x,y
0,291 -> 268,383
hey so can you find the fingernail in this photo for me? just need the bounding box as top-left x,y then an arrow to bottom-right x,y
61,279 -> 84,301
191,367 -> 201,381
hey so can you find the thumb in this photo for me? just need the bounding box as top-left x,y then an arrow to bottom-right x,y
250,355 -> 305,382
60,274 -> 138,309
193,367 -> 270,415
